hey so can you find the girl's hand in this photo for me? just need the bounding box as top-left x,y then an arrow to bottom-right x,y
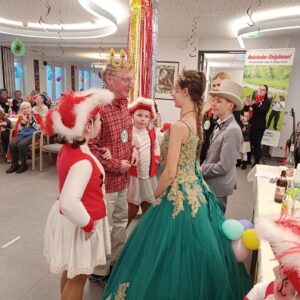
85,224 -> 96,240
100,147 -> 112,160
153,198 -> 161,206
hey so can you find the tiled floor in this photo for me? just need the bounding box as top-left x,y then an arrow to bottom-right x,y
0,158 -> 266,300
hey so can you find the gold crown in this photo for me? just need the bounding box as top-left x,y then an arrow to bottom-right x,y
106,48 -> 132,72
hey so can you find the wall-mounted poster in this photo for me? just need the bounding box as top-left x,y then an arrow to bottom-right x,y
242,48 -> 295,148
155,61 -> 179,100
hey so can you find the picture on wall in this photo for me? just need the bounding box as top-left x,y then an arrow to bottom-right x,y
155,61 -> 179,100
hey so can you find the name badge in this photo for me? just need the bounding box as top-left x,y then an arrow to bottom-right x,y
121,129 -> 128,143
204,120 -> 210,130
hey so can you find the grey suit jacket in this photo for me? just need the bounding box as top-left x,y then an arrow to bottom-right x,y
202,114 -> 242,197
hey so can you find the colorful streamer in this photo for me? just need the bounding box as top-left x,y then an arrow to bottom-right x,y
151,0 -> 159,99
128,0 -> 158,101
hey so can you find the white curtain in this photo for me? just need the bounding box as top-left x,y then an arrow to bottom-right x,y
1,46 -> 15,97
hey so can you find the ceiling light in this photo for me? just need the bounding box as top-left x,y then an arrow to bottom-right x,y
0,3 -> 117,40
237,18 -> 300,48
230,5 -> 300,37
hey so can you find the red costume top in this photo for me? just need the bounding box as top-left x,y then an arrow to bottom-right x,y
58,144 -> 106,232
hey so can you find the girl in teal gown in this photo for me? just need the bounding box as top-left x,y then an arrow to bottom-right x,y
102,70 -> 252,300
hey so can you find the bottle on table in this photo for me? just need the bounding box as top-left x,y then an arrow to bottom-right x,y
285,144 -> 295,179
274,170 -> 287,204
280,179 -> 295,219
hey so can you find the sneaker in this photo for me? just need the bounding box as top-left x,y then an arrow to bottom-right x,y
236,159 -> 241,167
16,164 -> 28,173
6,165 -> 19,174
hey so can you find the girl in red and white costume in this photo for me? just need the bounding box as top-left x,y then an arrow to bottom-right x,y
127,97 -> 160,225
245,217 -> 300,300
43,89 -> 113,300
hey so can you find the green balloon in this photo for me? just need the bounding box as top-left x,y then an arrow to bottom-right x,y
11,39 -> 25,57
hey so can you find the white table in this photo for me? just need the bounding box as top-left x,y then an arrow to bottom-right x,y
247,164 -> 282,283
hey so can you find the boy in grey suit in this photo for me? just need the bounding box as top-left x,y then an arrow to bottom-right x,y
202,80 -> 243,212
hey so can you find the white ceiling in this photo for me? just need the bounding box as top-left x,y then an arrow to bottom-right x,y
0,0 -> 300,63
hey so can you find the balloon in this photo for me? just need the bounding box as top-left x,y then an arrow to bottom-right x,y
239,219 -> 254,230
242,229 -> 260,250
222,219 -> 244,240
11,39 -> 25,56
232,239 -> 250,262
80,77 -> 84,82
56,76 -> 62,82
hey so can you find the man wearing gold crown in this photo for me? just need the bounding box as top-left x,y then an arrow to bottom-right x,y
89,48 -> 138,287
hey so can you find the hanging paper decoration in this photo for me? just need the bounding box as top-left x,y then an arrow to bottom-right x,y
11,39 -> 26,57
80,77 -> 84,82
43,60 -> 48,66
151,0 -> 159,100
128,0 -> 158,101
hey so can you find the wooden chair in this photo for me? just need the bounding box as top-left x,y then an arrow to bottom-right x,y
39,133 -> 62,171
9,128 -> 41,170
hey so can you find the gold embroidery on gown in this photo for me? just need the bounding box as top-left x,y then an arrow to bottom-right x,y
106,282 -> 130,300
159,129 -> 207,219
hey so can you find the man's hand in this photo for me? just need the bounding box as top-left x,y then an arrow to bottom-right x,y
120,160 -> 131,174
131,147 -> 139,166
100,148 -> 112,160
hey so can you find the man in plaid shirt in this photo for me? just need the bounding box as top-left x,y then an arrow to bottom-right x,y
89,49 -> 138,287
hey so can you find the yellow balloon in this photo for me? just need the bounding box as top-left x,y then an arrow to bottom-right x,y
242,229 -> 260,250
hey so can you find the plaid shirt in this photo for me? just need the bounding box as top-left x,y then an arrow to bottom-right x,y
89,98 -> 133,193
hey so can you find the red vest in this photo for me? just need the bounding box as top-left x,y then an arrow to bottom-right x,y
57,144 -> 106,225
130,129 -> 159,178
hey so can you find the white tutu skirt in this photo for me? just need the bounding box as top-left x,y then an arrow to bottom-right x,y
44,201 -> 111,279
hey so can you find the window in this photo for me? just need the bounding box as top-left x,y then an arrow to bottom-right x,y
78,69 -> 91,91
14,60 -> 23,92
46,65 -> 63,102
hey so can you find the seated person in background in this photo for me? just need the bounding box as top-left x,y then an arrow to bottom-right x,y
0,88 -> 12,114
267,95 -> 285,131
40,92 -> 52,109
202,80 -> 243,213
32,94 -> 49,119
12,90 -> 23,114
6,102 -> 42,174
0,110 -> 11,156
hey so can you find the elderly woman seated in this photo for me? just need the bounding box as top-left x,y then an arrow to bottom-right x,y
6,102 -> 42,174
32,94 -> 49,119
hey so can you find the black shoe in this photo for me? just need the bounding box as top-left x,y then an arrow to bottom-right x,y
89,274 -> 109,288
16,164 -> 28,173
241,161 -> 247,169
6,165 -> 19,173
236,159 -> 241,167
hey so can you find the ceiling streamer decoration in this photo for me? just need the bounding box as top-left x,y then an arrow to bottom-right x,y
128,0 -> 158,101
11,39 -> 26,56
189,17 -> 198,58
39,1 -> 52,32
246,0 -> 262,28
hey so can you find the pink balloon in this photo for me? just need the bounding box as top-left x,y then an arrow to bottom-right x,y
232,239 -> 250,262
